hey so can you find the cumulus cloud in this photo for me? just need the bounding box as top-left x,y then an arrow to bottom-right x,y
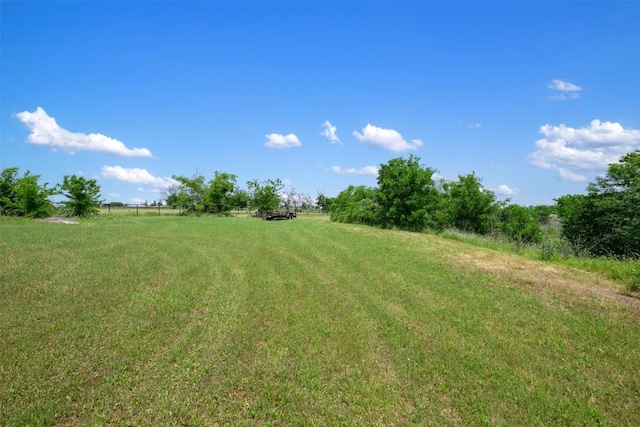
131,197 -> 147,205
352,124 -> 423,152
557,168 -> 588,182
331,165 -> 378,176
495,184 -> 518,196
101,165 -> 177,188
265,133 -> 301,149
547,79 -> 582,101
529,119 -> 640,181
321,120 -> 340,143
14,107 -> 152,157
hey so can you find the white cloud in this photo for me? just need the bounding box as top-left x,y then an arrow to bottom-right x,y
352,124 -> 423,152
130,197 -> 147,205
557,168 -> 588,182
547,79 -> 582,100
321,120 -> 340,143
331,165 -> 379,176
468,123 -> 482,129
265,133 -> 301,149
101,165 -> 177,188
14,107 -> 152,157
548,79 -> 581,92
495,184 -> 518,196
529,119 -> 640,180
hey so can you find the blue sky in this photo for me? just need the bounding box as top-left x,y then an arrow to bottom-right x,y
2,1 -> 639,206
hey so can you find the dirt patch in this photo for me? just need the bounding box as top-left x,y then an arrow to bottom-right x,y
454,246 -> 640,312
36,216 -> 80,225
381,229 -> 640,313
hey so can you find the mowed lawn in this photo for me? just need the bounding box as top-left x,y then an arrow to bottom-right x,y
1,215 -> 639,426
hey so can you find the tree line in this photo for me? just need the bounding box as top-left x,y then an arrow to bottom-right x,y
326,151 -> 639,259
162,173 -> 318,215
1,149 -> 637,258
0,167 -> 102,218
0,168 -> 315,218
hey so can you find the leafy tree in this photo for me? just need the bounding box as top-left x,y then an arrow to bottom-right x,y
162,184 -> 180,208
377,155 -> 441,231
556,194 -> 592,249
498,204 -> 542,244
60,175 -> 102,217
0,167 -> 58,218
204,171 -> 237,215
316,192 -> 335,213
171,173 -> 207,214
247,179 -> 283,212
330,185 -> 379,225
557,150 -> 640,257
445,173 -> 498,234
170,171 -> 241,215
0,167 -> 19,215
229,189 -> 249,210
530,204 -> 556,225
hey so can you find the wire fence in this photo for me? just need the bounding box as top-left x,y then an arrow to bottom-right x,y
98,204 -> 328,217
100,204 -> 182,216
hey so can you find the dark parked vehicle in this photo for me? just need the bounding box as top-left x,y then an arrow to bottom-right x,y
262,211 -> 297,220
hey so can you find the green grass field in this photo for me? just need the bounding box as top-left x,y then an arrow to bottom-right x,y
1,215 -> 639,426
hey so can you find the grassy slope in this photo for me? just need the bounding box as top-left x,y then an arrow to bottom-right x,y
1,216 -> 638,426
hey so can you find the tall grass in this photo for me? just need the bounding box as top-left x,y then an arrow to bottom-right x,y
1,216 -> 638,425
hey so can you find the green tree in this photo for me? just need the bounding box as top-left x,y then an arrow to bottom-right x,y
162,184 -> 180,208
229,189 -> 249,210
316,192 -> 335,213
247,179 -> 283,212
0,167 -> 58,218
530,204 -> 556,226
171,173 -> 207,214
377,155 -> 441,231
498,204 -> 542,244
445,173 -> 498,235
0,167 -> 19,215
60,175 -> 102,217
330,185 -> 379,225
557,150 -> 640,257
204,171 -> 237,215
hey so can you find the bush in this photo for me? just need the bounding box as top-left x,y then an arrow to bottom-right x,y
498,204 -> 542,244
60,175 -> 102,217
0,167 -> 58,218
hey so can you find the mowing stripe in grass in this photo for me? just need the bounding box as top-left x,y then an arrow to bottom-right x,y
1,216 -> 639,425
